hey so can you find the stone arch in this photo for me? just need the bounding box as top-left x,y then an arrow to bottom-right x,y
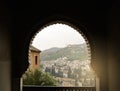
20,16 -> 100,91
28,20 -> 98,83
29,19 -> 97,75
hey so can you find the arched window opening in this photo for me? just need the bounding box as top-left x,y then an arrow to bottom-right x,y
22,21 -> 98,90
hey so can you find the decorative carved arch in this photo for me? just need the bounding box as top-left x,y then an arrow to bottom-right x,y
18,15 -> 100,91
29,20 -> 97,76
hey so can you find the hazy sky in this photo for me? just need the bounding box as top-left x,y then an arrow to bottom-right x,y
32,24 -> 85,51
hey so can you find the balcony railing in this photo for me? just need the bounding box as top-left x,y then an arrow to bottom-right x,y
23,86 -> 96,91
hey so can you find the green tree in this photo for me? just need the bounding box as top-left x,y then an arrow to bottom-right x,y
22,69 -> 57,86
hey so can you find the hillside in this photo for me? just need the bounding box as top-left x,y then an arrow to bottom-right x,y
40,43 -> 88,61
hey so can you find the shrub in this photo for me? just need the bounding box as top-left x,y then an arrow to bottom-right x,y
22,69 -> 57,86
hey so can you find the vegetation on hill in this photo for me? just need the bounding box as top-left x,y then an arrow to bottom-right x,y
40,43 -> 88,61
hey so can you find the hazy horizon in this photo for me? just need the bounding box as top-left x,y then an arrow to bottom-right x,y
32,23 -> 85,51
40,43 -> 86,51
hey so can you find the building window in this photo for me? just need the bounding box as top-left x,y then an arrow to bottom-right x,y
35,56 -> 38,65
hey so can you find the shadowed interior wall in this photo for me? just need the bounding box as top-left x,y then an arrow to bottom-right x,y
0,3 -> 11,91
108,1 -> 120,91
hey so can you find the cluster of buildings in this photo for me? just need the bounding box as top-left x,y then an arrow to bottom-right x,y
41,57 -> 96,87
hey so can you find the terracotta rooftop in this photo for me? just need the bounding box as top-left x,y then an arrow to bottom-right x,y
30,45 -> 41,52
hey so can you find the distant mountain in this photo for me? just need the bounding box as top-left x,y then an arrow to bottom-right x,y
40,43 -> 88,61
43,47 -> 61,53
